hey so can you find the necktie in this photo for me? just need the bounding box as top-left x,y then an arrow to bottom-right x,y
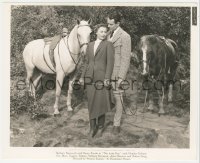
110,30 -> 114,38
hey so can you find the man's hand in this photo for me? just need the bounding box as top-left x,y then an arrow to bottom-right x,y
79,78 -> 84,86
104,79 -> 111,87
117,78 -> 123,89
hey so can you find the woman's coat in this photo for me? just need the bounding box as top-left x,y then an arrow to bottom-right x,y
81,40 -> 115,119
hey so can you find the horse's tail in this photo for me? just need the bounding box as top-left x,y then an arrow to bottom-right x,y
23,41 -> 35,71
167,38 -> 179,61
167,39 -> 178,51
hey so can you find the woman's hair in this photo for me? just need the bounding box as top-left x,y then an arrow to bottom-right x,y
94,24 -> 108,33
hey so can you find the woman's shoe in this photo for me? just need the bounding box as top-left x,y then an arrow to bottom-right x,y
88,119 -> 97,138
94,126 -> 104,138
112,126 -> 120,134
88,127 -> 98,138
88,129 -> 93,138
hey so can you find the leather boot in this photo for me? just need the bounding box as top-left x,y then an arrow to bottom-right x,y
88,119 -> 97,138
94,114 -> 105,138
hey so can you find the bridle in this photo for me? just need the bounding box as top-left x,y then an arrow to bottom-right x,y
64,24 -> 90,55
57,24 -> 91,76
62,24 -> 91,65
76,24 -> 91,49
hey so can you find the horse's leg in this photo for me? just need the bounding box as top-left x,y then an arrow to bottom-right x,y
26,70 -> 43,99
66,79 -> 74,112
148,91 -> 154,112
25,65 -> 36,98
32,73 -> 43,98
54,72 -> 65,115
168,83 -> 173,102
158,86 -> 165,116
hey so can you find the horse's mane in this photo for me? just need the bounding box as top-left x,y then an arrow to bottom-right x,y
144,35 -> 159,44
69,20 -> 89,39
167,39 -> 178,50
69,24 -> 78,38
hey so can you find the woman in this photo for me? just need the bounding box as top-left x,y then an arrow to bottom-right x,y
80,24 -> 115,138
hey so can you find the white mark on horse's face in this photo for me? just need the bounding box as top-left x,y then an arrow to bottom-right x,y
77,21 -> 92,55
141,45 -> 148,75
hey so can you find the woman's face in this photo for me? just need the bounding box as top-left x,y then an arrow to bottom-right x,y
96,27 -> 107,40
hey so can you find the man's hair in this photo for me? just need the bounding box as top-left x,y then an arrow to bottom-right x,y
94,24 -> 108,33
108,12 -> 121,24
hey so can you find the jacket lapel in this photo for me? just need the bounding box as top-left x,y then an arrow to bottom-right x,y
95,40 -> 104,56
111,27 -> 122,44
90,41 -> 95,57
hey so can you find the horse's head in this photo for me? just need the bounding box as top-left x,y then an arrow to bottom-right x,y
138,35 -> 156,77
77,19 -> 92,55
138,35 -> 178,79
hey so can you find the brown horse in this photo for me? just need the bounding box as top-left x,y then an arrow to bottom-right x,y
137,35 -> 179,115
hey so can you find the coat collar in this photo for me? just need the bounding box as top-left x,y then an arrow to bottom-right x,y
111,27 -> 122,43
92,40 -> 105,56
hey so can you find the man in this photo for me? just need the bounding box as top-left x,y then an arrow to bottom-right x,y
49,27 -> 68,66
107,13 -> 131,134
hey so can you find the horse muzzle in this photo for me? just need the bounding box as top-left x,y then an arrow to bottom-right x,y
80,43 -> 88,56
141,71 -> 148,76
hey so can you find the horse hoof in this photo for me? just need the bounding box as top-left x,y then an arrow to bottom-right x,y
67,107 -> 73,112
148,105 -> 154,111
158,112 -> 164,116
53,109 -> 60,117
158,111 -> 165,114
54,113 -> 61,117
158,112 -> 165,117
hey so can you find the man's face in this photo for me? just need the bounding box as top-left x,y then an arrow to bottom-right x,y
107,18 -> 119,32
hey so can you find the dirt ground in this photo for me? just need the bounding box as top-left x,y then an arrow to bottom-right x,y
10,89 -> 189,148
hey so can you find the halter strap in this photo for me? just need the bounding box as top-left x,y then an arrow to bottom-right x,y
58,39 -> 82,76
62,24 -> 90,64
77,24 -> 90,50
42,44 -> 56,73
80,42 -> 89,48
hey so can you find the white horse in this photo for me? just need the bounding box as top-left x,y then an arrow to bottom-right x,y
23,20 -> 92,115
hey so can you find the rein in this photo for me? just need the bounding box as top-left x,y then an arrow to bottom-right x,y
62,24 -> 90,65
42,44 -> 56,73
56,24 -> 90,75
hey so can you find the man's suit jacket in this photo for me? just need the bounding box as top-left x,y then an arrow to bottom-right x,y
81,40 -> 114,82
108,27 -> 131,80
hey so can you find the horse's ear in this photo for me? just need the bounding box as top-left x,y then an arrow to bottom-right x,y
88,18 -> 92,25
77,19 -> 80,25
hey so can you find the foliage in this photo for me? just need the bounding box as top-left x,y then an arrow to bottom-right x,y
10,80 -> 47,119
